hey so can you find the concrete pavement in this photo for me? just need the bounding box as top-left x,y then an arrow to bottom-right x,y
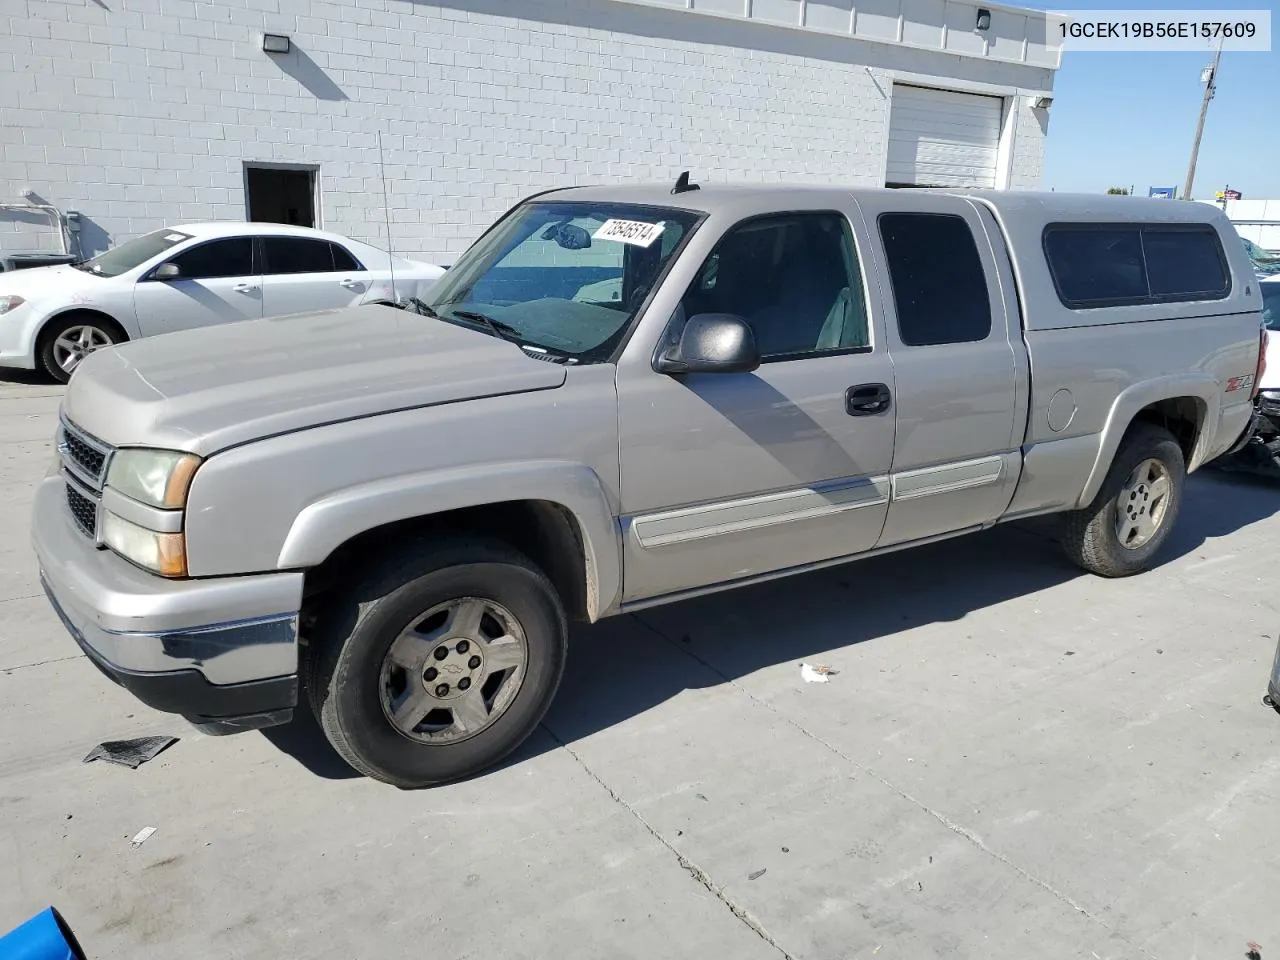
1,371 -> 1278,960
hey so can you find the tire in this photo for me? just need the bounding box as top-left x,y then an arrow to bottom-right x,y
1061,424 -> 1185,577
305,537 -> 568,788
38,313 -> 124,383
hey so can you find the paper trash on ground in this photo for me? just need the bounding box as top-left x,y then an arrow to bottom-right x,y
800,662 -> 838,683
131,827 -> 157,847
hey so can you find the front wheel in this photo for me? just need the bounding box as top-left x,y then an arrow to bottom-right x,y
39,314 -> 123,383
305,538 -> 568,787
1061,424 -> 1185,577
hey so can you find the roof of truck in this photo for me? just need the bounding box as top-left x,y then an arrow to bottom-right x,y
542,182 -> 1230,226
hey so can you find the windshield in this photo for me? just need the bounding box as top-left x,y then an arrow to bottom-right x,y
1261,282 -> 1280,330
78,229 -> 192,278
421,201 -> 702,362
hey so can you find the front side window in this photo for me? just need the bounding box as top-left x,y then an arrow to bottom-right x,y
879,213 -> 992,346
674,212 -> 870,359
1043,223 -> 1230,308
421,201 -> 701,363
262,237 -> 337,274
78,229 -> 192,278
166,238 -> 254,280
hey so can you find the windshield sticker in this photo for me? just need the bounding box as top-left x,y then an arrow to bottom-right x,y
164,233 -> 186,243
593,219 -> 665,247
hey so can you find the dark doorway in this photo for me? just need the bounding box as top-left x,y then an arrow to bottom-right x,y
245,166 -> 316,227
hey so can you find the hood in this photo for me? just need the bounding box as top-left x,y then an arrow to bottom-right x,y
62,306 -> 567,455
0,264 -> 100,298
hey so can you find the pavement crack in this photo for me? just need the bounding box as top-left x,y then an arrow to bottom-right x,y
539,721 -> 795,960
630,613 -> 1160,960
1,655 -> 81,675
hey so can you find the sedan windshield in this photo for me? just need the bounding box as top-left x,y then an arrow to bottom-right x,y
420,201 -> 702,363
1262,282 -> 1280,330
77,229 -> 193,278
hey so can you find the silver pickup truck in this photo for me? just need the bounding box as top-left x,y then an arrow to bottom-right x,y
33,183 -> 1266,787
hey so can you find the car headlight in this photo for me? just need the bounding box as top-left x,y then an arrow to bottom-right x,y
0,295 -> 26,315
106,448 -> 201,508
101,511 -> 188,577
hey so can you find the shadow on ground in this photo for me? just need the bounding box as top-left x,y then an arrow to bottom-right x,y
264,469 -> 1277,781
0,369 -> 53,386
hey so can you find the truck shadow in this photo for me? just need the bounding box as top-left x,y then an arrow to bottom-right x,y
526,469 -> 1278,766
263,470 -> 1276,782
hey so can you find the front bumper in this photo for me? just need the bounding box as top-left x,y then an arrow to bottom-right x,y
31,476 -> 305,733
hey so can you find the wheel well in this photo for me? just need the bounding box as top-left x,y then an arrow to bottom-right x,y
37,309 -> 129,352
1132,396 -> 1204,464
301,500 -> 591,622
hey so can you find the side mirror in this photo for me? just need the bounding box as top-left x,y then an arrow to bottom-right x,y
655,313 -> 760,375
152,263 -> 181,281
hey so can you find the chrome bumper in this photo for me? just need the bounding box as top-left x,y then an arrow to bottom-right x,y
31,476 -> 305,728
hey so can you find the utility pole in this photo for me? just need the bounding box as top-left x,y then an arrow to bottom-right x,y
1181,35 -> 1224,201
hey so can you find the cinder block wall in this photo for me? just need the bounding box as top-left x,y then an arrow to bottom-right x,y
0,0 -> 1051,264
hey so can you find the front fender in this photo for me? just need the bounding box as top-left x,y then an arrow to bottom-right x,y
1076,374 -> 1218,508
276,459 -> 622,620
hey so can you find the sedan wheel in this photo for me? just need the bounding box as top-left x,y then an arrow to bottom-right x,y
39,315 -> 123,384
52,325 -> 114,374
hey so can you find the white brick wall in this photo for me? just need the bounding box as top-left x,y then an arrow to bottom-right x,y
0,0 -> 1053,263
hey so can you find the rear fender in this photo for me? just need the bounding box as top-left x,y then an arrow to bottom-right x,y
1076,375 -> 1218,507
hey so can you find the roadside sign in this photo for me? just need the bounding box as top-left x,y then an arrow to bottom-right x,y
1148,187 -> 1176,199
1224,189 -> 1242,200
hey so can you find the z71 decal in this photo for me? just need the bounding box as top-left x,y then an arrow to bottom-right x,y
1225,374 -> 1255,393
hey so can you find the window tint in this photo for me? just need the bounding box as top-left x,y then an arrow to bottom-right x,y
166,237 -> 254,280
330,243 -> 362,271
1143,229 -> 1228,298
677,212 -> 869,359
262,237 -> 335,274
879,213 -> 991,346
1042,228 -> 1145,304
1043,224 -> 1230,307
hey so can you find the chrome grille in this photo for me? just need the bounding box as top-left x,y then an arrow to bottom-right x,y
57,419 -> 113,540
57,419 -> 113,491
65,481 -> 98,538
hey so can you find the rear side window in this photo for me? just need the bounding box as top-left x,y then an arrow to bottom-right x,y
331,243 -> 363,271
879,213 -> 992,346
1043,224 -> 1230,308
262,237 -> 336,274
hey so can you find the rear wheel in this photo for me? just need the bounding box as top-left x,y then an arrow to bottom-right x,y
1061,424 -> 1185,577
38,314 -> 123,383
305,537 -> 568,787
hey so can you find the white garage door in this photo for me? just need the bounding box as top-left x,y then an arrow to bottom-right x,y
886,85 -> 1004,188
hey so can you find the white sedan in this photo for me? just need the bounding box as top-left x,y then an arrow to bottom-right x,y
0,222 -> 445,381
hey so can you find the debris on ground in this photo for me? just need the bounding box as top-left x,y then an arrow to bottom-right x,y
83,736 -> 178,769
748,868 -> 766,881
131,827 -> 157,848
1246,941 -> 1262,960
800,662 -> 838,683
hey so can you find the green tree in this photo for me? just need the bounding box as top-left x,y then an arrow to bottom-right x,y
1106,187 -> 1131,195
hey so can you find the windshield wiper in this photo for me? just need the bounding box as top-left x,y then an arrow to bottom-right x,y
452,310 -> 523,345
405,296 -> 441,319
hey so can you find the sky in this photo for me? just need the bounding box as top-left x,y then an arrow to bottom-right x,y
1019,0 -> 1279,198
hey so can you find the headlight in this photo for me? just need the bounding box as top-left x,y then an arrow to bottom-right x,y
0,295 -> 26,315
101,511 -> 187,577
106,448 -> 201,508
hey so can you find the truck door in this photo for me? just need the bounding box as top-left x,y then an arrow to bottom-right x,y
852,194 -> 1026,547
614,206 -> 898,602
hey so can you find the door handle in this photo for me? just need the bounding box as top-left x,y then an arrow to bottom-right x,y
845,383 -> 891,416
233,283 -> 258,293
339,278 -> 361,289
